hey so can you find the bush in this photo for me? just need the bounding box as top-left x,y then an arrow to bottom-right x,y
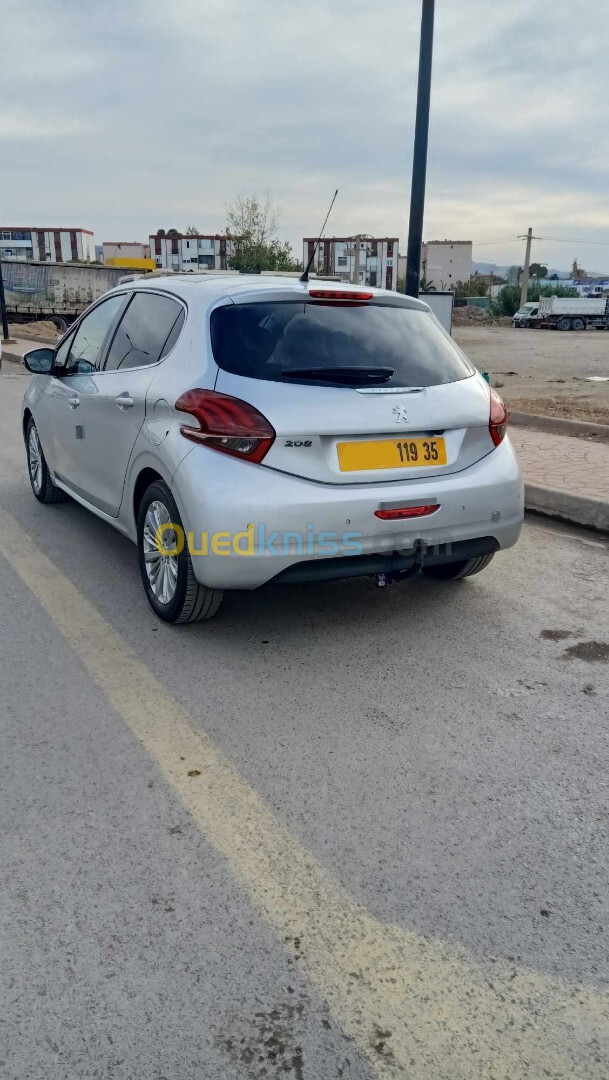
454,279 -> 489,298
491,283 -> 579,317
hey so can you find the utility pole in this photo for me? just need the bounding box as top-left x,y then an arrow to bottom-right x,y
405,0 -> 435,297
352,237 -> 360,285
519,227 -> 533,308
0,259 -> 11,344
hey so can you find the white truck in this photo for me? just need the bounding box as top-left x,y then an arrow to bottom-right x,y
513,296 -> 609,330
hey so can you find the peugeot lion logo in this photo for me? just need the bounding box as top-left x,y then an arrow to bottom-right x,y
392,405 -> 409,423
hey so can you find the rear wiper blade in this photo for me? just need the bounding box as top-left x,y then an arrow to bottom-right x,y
280,366 -> 394,384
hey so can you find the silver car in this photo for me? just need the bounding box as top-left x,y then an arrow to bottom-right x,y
22,275 -> 523,623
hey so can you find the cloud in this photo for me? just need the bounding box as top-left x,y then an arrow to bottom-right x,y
0,0 -> 608,271
0,112 -> 91,141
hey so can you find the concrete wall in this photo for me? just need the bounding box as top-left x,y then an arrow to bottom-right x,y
103,242 -> 149,262
422,241 -> 472,290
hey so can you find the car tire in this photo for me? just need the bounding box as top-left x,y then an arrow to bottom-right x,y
556,317 -> 571,331
572,317 -> 585,331
26,417 -> 68,504
422,552 -> 495,580
137,479 -> 223,624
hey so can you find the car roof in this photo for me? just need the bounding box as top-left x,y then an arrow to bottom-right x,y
116,273 -> 431,311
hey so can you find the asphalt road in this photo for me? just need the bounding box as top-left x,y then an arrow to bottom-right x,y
1,364 -> 609,1079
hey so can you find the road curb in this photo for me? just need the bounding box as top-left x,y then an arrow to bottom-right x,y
511,411 -> 609,441
1,349 -> 24,367
525,482 -> 609,533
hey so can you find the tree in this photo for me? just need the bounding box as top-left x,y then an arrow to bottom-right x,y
454,279 -> 488,298
491,283 -> 579,317
184,224 -> 199,236
529,262 -> 548,279
225,192 -> 302,273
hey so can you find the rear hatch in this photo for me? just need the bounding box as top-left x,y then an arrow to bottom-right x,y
211,288 -> 495,485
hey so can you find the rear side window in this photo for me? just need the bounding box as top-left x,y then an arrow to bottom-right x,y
104,292 -> 184,371
210,302 -> 473,387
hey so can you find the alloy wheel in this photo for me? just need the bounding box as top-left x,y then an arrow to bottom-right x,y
142,500 -> 179,605
28,426 -> 43,495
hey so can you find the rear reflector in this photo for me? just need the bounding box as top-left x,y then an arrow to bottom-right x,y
374,504 -> 440,520
308,289 -> 373,302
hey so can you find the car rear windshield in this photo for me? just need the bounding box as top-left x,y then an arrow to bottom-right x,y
210,301 -> 473,387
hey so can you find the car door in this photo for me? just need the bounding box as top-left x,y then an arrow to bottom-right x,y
33,294 -> 128,488
68,290 -> 186,516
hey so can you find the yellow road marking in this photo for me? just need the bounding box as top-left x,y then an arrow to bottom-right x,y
1,507 -> 607,1078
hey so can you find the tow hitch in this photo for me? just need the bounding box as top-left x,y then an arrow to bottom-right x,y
376,539 -> 428,587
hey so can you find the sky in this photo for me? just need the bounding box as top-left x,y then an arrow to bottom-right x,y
2,0 -> 609,273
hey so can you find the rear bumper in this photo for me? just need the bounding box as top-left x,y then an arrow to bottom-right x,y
171,436 -> 524,590
271,535 -> 499,584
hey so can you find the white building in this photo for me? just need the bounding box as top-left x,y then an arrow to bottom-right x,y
0,227 -> 96,262
302,236 -> 399,290
150,231 -> 235,272
421,240 -> 472,290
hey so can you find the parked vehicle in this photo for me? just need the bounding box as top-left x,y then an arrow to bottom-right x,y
2,259 -> 145,334
22,275 -> 523,622
513,295 -> 609,330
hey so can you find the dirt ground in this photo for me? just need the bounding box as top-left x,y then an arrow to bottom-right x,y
453,324 -> 609,424
9,321 -> 60,343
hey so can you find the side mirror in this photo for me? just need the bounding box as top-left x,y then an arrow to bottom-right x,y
24,348 -> 54,374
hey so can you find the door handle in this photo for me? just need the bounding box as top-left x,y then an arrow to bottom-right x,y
68,396 -> 80,409
115,393 -> 134,410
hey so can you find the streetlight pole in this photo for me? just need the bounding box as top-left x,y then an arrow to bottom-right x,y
405,0 -> 435,298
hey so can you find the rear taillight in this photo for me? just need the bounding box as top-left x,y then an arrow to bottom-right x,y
175,389 -> 275,463
489,387 -> 508,447
375,505 -> 440,520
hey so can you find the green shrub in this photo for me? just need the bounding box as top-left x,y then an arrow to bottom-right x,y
491,283 -> 579,317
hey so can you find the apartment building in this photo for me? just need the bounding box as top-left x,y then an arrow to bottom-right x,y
150,231 -> 235,272
0,227 -> 96,262
302,236 -> 399,290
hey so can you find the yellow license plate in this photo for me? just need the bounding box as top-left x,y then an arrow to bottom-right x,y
337,436 -> 447,472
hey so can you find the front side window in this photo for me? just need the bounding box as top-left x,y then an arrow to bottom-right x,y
104,292 -> 184,371
210,301 -> 474,388
63,295 -> 126,375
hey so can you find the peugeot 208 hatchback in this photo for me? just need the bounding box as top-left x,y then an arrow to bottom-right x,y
22,275 -> 523,622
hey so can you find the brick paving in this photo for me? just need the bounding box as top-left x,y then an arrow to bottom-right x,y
510,427 -> 609,500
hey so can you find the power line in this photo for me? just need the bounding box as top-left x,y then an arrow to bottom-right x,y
473,237 -> 520,247
538,236 -> 609,246
473,235 -> 609,248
